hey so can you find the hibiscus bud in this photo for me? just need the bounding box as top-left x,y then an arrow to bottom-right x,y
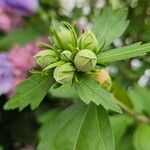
78,30 -> 99,53
91,68 -> 112,91
56,26 -> 76,50
53,63 -> 75,84
74,49 -> 97,73
34,50 -> 57,68
60,50 -> 72,61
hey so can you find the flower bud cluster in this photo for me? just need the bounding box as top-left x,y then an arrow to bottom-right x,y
34,22 -> 101,84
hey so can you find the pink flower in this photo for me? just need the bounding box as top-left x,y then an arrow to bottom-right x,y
8,36 -> 48,85
8,44 -> 37,85
0,36 -> 49,96
0,6 -> 23,32
8,44 -> 36,71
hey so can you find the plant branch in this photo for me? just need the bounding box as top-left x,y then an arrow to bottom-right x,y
113,97 -> 150,124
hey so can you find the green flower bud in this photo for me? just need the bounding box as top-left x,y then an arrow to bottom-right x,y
53,63 -> 75,84
60,50 -> 72,61
34,50 -> 57,68
74,49 -> 97,73
57,26 -> 76,50
78,30 -> 99,53
91,69 -> 112,91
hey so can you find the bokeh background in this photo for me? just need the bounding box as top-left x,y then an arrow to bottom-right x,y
0,0 -> 150,149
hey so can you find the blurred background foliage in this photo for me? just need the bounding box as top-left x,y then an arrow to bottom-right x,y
0,0 -> 150,149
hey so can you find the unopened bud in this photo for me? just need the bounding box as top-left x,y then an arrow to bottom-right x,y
91,68 -> 112,91
34,50 -> 57,68
74,49 -> 97,73
60,50 -> 72,61
78,30 -> 99,53
53,63 -> 75,84
57,26 -> 76,50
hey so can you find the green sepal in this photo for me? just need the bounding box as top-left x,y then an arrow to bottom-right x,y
37,42 -> 56,51
43,61 -> 65,74
62,22 -> 78,47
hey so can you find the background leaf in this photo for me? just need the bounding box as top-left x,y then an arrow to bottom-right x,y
97,42 -> 150,64
38,102 -> 115,150
74,75 -> 122,113
0,26 -> 45,51
133,124 -> 150,150
112,82 -> 133,109
110,115 -> 133,145
129,85 -> 150,115
49,84 -> 79,100
116,130 -> 135,150
38,109 -> 62,138
92,7 -> 129,47
4,74 -> 54,110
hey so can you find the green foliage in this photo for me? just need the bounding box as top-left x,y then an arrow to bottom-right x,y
0,26 -> 45,50
49,84 -> 79,100
133,124 -> 150,150
97,42 -> 150,64
4,74 -> 55,110
112,82 -> 133,108
110,115 -> 133,145
40,0 -> 55,4
93,7 -> 129,47
116,130 -> 135,150
38,109 -> 62,138
129,85 -> 150,115
74,75 -> 122,113
38,109 -> 61,125
1,1 -> 150,149
38,102 -> 115,150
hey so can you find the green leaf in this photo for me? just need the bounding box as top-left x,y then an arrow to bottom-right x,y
110,115 -> 133,145
112,82 -> 133,109
116,131 -> 135,150
0,26 -> 45,50
38,102 -> 115,150
38,109 -> 62,138
92,7 -> 129,47
97,42 -> 150,64
74,75 -> 122,113
4,74 -> 54,110
128,85 -> 150,115
128,88 -> 144,114
49,84 -> 80,100
133,124 -> 150,150
38,109 -> 61,125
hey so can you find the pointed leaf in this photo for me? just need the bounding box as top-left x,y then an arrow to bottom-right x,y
93,7 -> 129,47
74,75 -> 122,113
49,84 -> 79,100
38,102 -> 115,150
4,74 -> 54,110
97,42 -> 150,64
